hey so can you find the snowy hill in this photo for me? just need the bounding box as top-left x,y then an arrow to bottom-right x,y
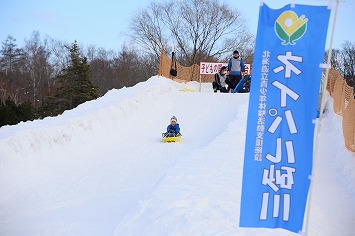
0,76 -> 354,236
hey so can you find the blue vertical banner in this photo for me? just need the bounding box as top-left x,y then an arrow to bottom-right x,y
239,3 -> 330,233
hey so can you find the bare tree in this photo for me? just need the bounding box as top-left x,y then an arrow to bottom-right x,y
0,81 -> 9,102
341,41 -> 355,87
325,48 -> 343,72
47,37 -> 70,76
128,0 -> 254,66
129,2 -> 170,60
0,35 -> 25,75
89,47 -> 117,94
23,31 -> 53,108
86,44 -> 99,63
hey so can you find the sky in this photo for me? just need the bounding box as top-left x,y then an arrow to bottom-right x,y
0,0 -> 354,52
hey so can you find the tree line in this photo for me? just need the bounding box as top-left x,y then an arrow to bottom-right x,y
0,32 -> 158,106
0,32 -> 158,127
0,0 -> 354,128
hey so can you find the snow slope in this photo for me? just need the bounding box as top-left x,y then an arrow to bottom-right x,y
0,76 -> 354,236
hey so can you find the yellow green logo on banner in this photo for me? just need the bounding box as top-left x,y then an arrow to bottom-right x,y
275,11 -> 308,45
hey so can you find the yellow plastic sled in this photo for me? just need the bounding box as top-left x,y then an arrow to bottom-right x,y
162,135 -> 182,143
179,88 -> 195,92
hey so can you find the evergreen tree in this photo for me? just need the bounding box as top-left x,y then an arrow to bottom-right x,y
41,41 -> 99,117
18,100 -> 36,121
0,97 -> 18,126
0,97 -> 34,127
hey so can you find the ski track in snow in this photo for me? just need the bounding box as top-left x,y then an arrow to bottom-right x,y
0,76 -> 354,236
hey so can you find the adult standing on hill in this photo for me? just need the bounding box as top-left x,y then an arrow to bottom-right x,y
227,50 -> 245,91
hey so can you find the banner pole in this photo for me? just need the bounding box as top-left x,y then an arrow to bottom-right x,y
303,1 -> 341,235
199,75 -> 202,92
319,0 -> 341,120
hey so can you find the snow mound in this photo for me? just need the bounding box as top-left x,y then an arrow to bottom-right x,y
0,77 -> 354,236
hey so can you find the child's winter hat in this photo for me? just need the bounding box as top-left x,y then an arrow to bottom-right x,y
220,66 -> 227,71
170,116 -> 177,122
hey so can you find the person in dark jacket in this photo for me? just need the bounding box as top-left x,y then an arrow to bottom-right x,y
227,50 -> 245,91
163,116 -> 181,137
212,66 -> 228,93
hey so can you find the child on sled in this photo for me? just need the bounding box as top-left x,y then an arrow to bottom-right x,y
162,116 -> 181,137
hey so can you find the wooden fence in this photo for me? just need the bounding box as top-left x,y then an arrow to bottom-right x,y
327,69 -> 355,152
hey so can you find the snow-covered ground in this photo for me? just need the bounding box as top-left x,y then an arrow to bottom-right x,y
0,76 -> 354,236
